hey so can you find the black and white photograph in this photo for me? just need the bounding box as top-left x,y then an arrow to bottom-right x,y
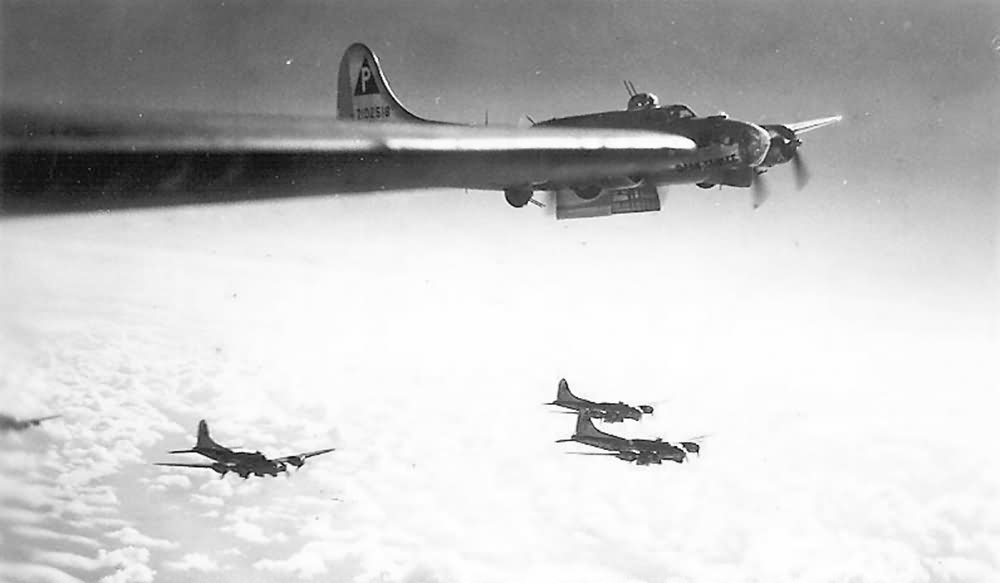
1,1 -> 997,582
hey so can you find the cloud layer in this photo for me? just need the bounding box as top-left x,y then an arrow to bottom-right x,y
1,188 -> 995,582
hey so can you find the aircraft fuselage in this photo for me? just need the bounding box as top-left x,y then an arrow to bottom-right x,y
553,399 -> 642,422
536,108 -> 771,189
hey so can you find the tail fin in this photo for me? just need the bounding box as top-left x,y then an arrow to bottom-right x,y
337,42 -> 430,124
575,413 -> 618,440
196,420 -> 223,450
556,379 -> 587,404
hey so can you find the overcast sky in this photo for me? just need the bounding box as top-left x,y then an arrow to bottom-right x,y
1,1 -> 998,582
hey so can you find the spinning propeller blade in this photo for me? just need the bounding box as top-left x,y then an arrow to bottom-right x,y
752,115 -> 839,206
792,151 -> 809,190
752,173 -> 769,209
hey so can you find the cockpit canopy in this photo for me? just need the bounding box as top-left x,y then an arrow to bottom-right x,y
662,104 -> 696,120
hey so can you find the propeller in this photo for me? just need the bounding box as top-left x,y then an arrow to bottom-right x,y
752,171 -> 769,210
791,150 -> 810,190
677,433 -> 711,456
752,124 -> 811,208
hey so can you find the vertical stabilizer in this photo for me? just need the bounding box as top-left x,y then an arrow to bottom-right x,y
196,420 -> 224,450
337,43 -> 431,124
556,378 -> 587,404
575,413 -> 618,440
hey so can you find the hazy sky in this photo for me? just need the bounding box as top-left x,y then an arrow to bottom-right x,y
1,1 -> 998,582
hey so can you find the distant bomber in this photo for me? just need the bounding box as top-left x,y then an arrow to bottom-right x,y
547,378 -> 654,423
0,413 -> 60,432
558,413 -> 702,466
155,420 -> 335,479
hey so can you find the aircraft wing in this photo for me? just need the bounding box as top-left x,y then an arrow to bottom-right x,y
154,462 -> 226,469
275,448 -> 336,463
783,115 -> 843,135
1,107 -> 695,215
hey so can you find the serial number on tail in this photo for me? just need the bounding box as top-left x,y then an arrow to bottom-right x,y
355,106 -> 391,120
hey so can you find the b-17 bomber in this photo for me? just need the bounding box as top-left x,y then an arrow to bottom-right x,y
547,378 -> 654,423
155,420 -> 335,479
0,42 -> 838,220
558,412 -> 701,466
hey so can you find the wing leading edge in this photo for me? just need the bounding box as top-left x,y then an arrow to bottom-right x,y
783,115 -> 843,135
275,448 -> 336,463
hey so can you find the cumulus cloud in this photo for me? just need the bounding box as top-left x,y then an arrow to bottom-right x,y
198,478 -> 234,498
164,552 -> 221,572
0,505 -> 47,525
143,474 -> 192,492
0,562 -> 87,583
222,519 -> 286,545
9,525 -> 101,549
253,543 -> 330,579
96,547 -> 155,583
105,527 -> 177,549
191,494 -> 224,507
32,550 -> 104,572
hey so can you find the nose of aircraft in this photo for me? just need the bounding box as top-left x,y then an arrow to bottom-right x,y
740,123 -> 771,167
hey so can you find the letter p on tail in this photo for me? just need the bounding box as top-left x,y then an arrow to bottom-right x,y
337,42 -> 427,123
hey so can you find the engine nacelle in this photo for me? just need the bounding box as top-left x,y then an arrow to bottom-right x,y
701,167 -> 755,189
680,442 -> 700,455
639,405 -> 654,415
617,451 -> 639,462
636,453 -> 661,465
760,124 -> 799,168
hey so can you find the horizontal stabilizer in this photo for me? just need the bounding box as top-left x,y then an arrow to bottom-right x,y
155,462 -> 219,469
